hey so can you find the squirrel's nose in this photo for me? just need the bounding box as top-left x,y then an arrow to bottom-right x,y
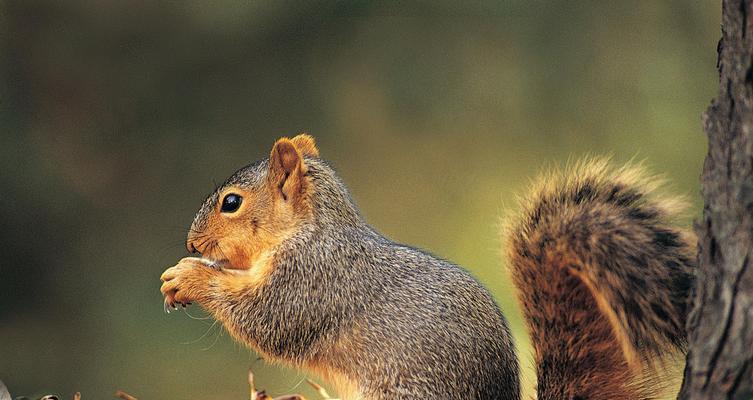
186,241 -> 198,254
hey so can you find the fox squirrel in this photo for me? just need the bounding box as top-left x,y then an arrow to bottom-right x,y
160,135 -> 695,399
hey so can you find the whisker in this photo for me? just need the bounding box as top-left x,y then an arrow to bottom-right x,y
200,324 -> 223,351
182,319 -> 220,345
215,242 -> 230,263
188,227 -> 208,235
205,241 -> 223,267
187,232 -> 212,241
193,238 -> 213,253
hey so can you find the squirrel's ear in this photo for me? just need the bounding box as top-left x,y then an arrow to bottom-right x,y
290,133 -> 319,158
269,137 -> 308,202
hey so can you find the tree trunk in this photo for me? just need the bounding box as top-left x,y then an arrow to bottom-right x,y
678,0 -> 753,399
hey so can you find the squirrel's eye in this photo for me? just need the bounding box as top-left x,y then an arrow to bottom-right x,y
220,194 -> 243,213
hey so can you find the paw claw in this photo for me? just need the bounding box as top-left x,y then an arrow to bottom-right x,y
160,257 -> 215,309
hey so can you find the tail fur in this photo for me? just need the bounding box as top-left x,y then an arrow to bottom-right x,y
504,158 -> 696,400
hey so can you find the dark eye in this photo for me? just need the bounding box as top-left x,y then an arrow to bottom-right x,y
220,193 -> 243,213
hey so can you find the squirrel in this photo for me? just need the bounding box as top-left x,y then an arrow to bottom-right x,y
160,134 -> 695,400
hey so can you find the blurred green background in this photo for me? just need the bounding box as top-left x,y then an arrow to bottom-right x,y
0,1 -> 719,399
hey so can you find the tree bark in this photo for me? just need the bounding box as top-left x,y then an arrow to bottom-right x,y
678,0 -> 753,399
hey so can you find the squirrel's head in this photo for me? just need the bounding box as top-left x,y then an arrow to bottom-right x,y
185,134 -> 322,270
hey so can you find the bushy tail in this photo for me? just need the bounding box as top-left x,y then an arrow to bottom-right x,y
504,158 -> 696,400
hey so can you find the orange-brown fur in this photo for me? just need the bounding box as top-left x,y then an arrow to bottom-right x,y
504,158 -> 695,400
289,133 -> 320,158
160,257 -> 219,306
511,236 -> 641,399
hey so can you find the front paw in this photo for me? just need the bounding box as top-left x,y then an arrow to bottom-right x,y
160,257 -> 213,309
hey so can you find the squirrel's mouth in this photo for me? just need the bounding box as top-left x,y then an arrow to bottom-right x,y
192,241 -> 237,269
187,238 -> 255,271
191,240 -> 258,271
